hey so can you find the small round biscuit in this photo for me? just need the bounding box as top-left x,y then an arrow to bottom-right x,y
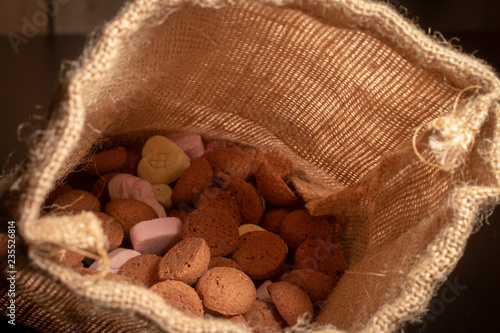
267,282 -> 314,327
279,269 -> 338,304
105,198 -> 158,238
120,146 -> 141,175
183,207 -> 239,257
196,267 -> 256,315
76,267 -> 133,283
93,212 -> 124,251
222,179 -> 263,225
204,148 -> 254,183
158,237 -> 210,285
151,280 -> 204,317
260,208 -> 290,234
118,254 -> 162,287
50,189 -> 101,214
232,231 -> 287,280
294,239 -> 348,279
90,172 -> 120,207
208,257 -> 243,271
255,161 -> 297,207
279,209 -> 331,250
252,148 -> 294,180
196,187 -> 241,225
242,300 -> 285,333
84,146 -> 127,175
171,157 -> 213,207
45,183 -> 73,206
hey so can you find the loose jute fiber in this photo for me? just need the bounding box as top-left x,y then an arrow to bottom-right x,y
1,0 -> 500,332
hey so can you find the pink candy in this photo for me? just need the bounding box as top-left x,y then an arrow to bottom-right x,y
166,132 -> 205,160
130,217 -> 183,256
256,280 -> 274,303
108,173 -> 166,218
89,248 -> 141,273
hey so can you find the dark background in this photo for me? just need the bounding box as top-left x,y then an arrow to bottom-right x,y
1,0 -> 499,332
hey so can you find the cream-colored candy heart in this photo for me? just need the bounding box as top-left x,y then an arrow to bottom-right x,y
152,184 -> 173,208
137,135 -> 190,184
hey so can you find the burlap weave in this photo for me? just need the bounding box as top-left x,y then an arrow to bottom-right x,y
1,0 -> 500,332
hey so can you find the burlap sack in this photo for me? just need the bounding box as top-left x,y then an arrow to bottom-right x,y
1,0 -> 500,332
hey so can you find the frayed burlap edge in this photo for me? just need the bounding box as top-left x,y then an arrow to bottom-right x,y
11,0 -> 500,332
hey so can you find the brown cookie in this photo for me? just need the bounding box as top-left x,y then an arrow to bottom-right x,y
195,267 -> 256,316
151,280 -> 204,317
260,208 -> 290,234
50,189 -> 101,214
255,161 -> 297,207
171,157 -> 213,207
232,231 -> 287,280
84,146 -> 127,175
267,282 -> 314,327
252,149 -> 294,180
76,267 -> 133,283
225,315 -> 250,328
204,148 -> 254,183
44,182 -> 73,206
120,146 -> 141,175
222,179 -> 263,225
105,198 -> 158,238
279,269 -> 337,304
118,254 -> 161,287
90,172 -> 120,207
158,237 -> 210,285
208,257 -> 243,271
183,207 -> 239,257
279,209 -> 331,250
294,239 -> 348,279
93,212 -> 124,251
57,249 -> 85,268
242,300 -> 285,333
195,187 -> 241,225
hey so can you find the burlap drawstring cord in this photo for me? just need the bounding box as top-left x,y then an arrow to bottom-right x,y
412,85 -> 483,171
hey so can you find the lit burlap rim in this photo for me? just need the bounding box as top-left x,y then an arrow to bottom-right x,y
2,0 -> 500,332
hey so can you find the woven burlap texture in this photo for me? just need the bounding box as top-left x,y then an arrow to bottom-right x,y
3,0 -> 500,332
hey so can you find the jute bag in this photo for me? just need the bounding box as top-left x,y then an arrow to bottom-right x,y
1,0 -> 500,332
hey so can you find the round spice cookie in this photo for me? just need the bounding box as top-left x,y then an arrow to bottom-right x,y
242,300 -> 285,333
76,267 -> 133,283
195,267 -> 256,316
254,161 -> 297,207
223,314 -> 250,328
267,282 -> 314,327
151,280 -> 204,317
50,189 -> 101,214
84,146 -> 127,176
183,207 -> 239,257
158,237 -> 210,285
45,182 -> 73,206
168,207 -> 193,222
195,187 -> 241,225
120,146 -> 141,175
222,179 -> 263,225
93,212 -> 124,251
260,208 -> 290,234
208,257 -> 243,271
294,239 -> 348,279
279,209 -> 331,250
232,231 -> 287,280
252,148 -> 295,180
279,269 -> 338,304
105,198 -> 158,238
204,148 -> 254,183
90,172 -> 120,207
171,157 -> 213,207
118,254 -> 162,287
